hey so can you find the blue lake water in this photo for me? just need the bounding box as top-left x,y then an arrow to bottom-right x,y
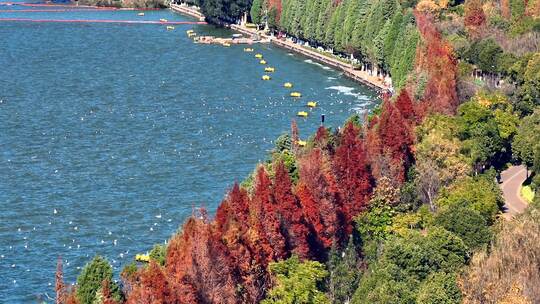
0,3 -> 378,302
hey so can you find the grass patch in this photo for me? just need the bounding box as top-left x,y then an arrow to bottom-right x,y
521,185 -> 535,203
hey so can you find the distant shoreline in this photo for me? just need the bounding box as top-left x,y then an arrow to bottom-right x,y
74,0 -> 166,9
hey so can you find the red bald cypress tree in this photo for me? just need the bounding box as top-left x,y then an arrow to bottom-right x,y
291,120 -> 299,152
65,289 -> 79,304
314,126 -> 329,149
377,100 -> 414,183
101,280 -> 118,304
395,89 -> 416,123
295,181 -> 327,256
267,0 -> 282,21
56,257 -> 65,304
415,11 -> 459,115
252,166 -> 287,263
127,262 -> 171,304
333,122 -> 374,233
272,160 -> 310,258
298,149 -> 345,249
214,184 -> 270,303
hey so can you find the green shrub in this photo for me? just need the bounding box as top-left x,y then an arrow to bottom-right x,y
76,256 -> 122,304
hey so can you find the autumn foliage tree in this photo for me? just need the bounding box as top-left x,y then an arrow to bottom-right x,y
127,262 -> 172,304
298,149 -> 345,249
272,161 -> 310,258
415,11 -> 459,116
333,122 -> 373,233
464,0 -> 486,28
56,257 -> 65,304
377,99 -> 415,183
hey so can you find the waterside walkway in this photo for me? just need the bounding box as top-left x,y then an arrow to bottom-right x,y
169,3 -> 205,21
170,4 -> 389,91
271,38 -> 388,91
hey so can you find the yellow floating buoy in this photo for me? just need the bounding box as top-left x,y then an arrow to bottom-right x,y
135,253 -> 150,262
290,92 -> 302,98
264,67 -> 275,72
159,18 -> 168,22
255,53 -> 263,59
307,101 -> 317,108
297,111 -> 309,117
223,42 -> 231,47
262,75 -> 271,80
166,26 -> 175,30
284,82 -> 293,88
244,48 -> 254,52
298,140 -> 307,147
260,60 -> 267,65
137,12 -> 145,16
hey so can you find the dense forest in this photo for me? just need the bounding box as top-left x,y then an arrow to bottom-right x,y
56,0 -> 540,303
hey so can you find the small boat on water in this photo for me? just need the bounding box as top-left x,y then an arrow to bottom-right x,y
264,67 -> 275,72
166,26 -> 175,30
262,75 -> 271,80
284,82 -> 293,88
307,101 -> 317,108
244,48 -> 254,52
259,60 -> 267,65
297,111 -> 309,117
255,53 -> 263,59
135,253 -> 150,262
222,42 -> 231,47
290,92 -> 302,97
159,18 -> 168,22
137,12 -> 145,16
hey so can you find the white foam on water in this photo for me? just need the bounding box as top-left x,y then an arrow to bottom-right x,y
325,85 -> 364,99
303,59 -> 333,70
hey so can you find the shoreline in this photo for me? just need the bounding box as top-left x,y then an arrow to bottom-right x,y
169,4 -> 389,91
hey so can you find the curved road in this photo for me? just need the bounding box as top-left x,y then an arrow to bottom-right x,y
500,165 -> 529,219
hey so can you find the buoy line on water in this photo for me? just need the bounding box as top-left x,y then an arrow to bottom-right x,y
246,47 -> 318,146
0,9 -> 141,12
0,3 -> 162,10
0,18 -> 207,25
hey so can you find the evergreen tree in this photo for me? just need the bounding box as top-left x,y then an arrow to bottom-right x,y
316,0 -> 333,44
76,256 -> 122,304
290,0 -> 306,37
351,0 -> 371,54
341,0 -> 360,52
333,1 -> 348,51
325,5 -> 340,48
280,0 -> 293,31
262,256 -> 330,304
383,11 -> 403,69
327,237 -> 360,304
391,24 -> 418,88
250,0 -> 262,24
305,0 -> 323,42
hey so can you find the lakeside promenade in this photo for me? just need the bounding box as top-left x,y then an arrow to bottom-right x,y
170,4 -> 389,91
169,3 -> 205,21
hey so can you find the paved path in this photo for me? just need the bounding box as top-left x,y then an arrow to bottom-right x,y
500,165 -> 528,219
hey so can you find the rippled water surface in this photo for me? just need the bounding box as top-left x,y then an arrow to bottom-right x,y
0,3 -> 378,302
